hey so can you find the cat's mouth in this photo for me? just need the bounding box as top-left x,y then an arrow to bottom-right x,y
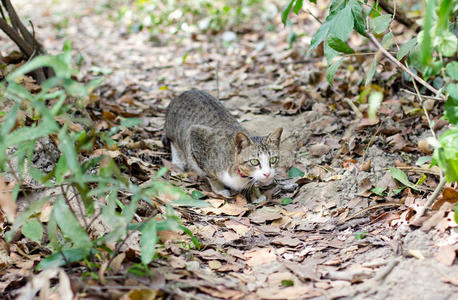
258,177 -> 274,186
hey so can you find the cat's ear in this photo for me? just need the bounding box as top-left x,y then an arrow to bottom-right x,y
266,128 -> 283,147
235,132 -> 252,153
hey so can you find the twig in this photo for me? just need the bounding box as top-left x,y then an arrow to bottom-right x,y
72,185 -> 88,229
365,29 -> 445,100
60,185 -> 85,228
362,120 -> 384,162
407,60 -> 446,222
413,176 -> 446,223
343,98 -> 363,119
409,61 -> 438,140
378,0 -> 415,28
339,202 -> 403,225
306,8 -> 322,24
106,224 -> 135,270
400,88 -> 444,101
394,166 -> 440,176
373,259 -> 399,282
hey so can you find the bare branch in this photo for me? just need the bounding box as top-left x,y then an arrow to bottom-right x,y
366,29 -> 445,100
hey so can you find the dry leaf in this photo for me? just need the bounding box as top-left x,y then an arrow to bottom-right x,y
271,236 -> 302,247
0,176 -> 16,222
434,246 -> 456,266
245,248 -> 276,267
224,220 -> 251,236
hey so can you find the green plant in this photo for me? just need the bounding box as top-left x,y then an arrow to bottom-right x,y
0,41 -> 206,272
282,0 -> 457,219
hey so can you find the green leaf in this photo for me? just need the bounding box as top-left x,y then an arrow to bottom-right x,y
327,36 -> 355,53
288,166 -> 305,178
308,5 -> 354,58
191,190 -> 205,200
7,55 -> 73,80
434,128 -> 458,182
171,197 -> 211,207
421,0 -> 434,65
369,14 -> 392,34
349,0 -> 366,36
437,0 -> 453,33
6,197 -> 49,241
293,0 -> 303,14
307,20 -> 331,56
368,91 -> 383,121
22,218 -> 43,242
455,203 -> 458,224
365,57 -> 377,86
326,57 -> 345,85
397,38 -> 418,60
53,197 -> 91,248
447,84 -> 458,100
444,95 -> 458,125
330,5 -> 354,40
281,279 -> 294,287
446,61 -> 458,80
55,155 -> 69,184
120,118 -> 141,128
36,248 -> 88,270
153,166 -> 168,178
354,231 -> 367,240
47,213 -> 59,251
329,0 -> 345,12
416,156 -> 432,166
140,219 -> 158,265
381,32 -> 394,48
128,264 -> 151,276
58,125 -> 83,187
6,123 -> 55,148
389,167 -> 419,191
1,102 -> 19,137
438,31 -> 458,57
281,1 -> 295,25
281,198 -> 292,205
371,187 -> 386,196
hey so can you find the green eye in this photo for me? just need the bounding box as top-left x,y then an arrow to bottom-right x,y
250,159 -> 260,166
270,157 -> 278,164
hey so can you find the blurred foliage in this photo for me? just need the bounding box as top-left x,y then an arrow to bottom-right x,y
108,0 -> 279,34
0,41 -> 204,273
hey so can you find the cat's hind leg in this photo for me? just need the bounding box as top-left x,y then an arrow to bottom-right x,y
170,142 -> 186,171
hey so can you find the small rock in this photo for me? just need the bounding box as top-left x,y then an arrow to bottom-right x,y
309,143 -> 330,157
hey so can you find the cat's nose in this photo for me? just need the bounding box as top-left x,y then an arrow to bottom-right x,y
263,172 -> 271,178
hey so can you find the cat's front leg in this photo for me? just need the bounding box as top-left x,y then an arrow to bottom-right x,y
249,186 -> 266,203
208,178 -> 232,198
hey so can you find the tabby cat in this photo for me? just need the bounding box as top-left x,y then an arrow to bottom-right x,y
163,90 -> 282,201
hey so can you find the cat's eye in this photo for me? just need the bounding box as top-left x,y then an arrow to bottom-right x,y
270,157 -> 278,165
250,159 -> 260,166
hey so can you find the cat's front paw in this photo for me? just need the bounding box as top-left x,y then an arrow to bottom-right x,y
215,189 -> 232,198
252,194 -> 266,203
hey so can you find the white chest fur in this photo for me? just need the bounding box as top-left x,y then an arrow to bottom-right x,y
218,171 -> 251,191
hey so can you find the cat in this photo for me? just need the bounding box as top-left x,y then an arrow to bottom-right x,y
163,89 -> 282,201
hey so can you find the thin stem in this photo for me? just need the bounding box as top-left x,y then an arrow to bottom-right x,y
366,29 -> 445,100
72,185 -> 88,229
408,61 -> 437,140
400,88 -> 444,101
413,175 -> 446,223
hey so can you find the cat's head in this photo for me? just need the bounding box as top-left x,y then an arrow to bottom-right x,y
235,128 -> 283,185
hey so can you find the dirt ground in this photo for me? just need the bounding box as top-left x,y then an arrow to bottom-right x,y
1,0 -> 458,299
